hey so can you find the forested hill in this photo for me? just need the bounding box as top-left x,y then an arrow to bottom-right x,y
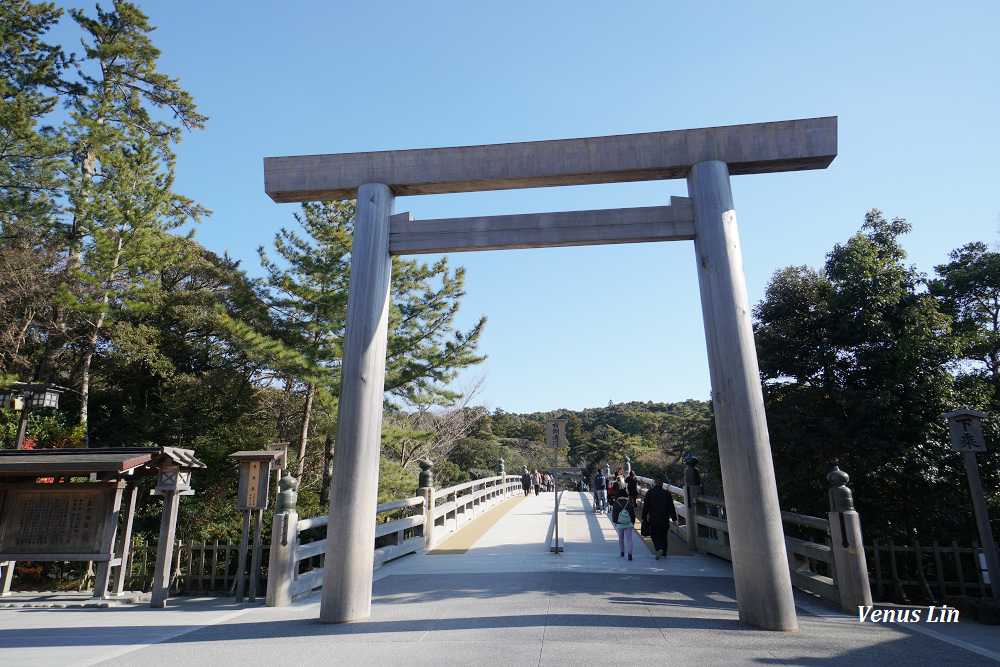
440,399 -> 714,490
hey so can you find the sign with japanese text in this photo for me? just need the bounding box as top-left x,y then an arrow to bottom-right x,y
0,486 -> 115,557
944,411 -> 988,453
237,459 -> 271,510
544,419 -> 568,450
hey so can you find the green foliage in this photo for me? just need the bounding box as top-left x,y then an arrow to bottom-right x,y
377,457 -> 419,505
930,240 -> 1000,535
431,459 -> 469,489
0,407 -> 84,449
754,210 -> 961,539
447,437 -> 502,472
437,401 -> 714,493
0,1 -> 73,226
932,241 -> 1000,403
380,417 -> 435,467
259,200 -> 352,386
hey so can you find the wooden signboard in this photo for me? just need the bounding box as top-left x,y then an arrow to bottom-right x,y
545,419 -> 568,450
0,486 -> 116,560
237,459 -> 270,510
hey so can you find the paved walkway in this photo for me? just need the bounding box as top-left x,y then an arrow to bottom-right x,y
1,491 -> 999,665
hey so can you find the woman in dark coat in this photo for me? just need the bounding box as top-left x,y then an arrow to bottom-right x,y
626,470 -> 639,508
641,473 -> 678,559
611,479 -> 636,560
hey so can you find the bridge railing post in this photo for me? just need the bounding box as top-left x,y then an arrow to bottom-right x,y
827,467 -> 873,613
418,460 -> 436,550
683,455 -> 702,552
266,475 -> 298,607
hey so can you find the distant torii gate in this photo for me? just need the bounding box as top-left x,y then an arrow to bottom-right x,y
264,117 -> 838,632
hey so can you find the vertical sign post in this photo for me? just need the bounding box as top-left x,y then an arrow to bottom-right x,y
545,419 -> 568,553
229,451 -> 281,603
266,442 -> 289,502
943,410 -> 999,599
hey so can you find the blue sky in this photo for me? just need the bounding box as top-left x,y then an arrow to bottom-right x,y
71,1 -> 1000,413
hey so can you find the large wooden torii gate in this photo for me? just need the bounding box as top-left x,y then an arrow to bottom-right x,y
264,117 -> 838,631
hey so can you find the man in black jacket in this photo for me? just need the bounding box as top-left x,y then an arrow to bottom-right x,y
641,473 -> 678,560
594,471 -> 608,511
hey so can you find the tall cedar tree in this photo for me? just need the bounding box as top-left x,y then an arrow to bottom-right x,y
0,1 -> 72,229
36,2 -> 208,444
0,2 -> 75,383
259,201 -> 486,495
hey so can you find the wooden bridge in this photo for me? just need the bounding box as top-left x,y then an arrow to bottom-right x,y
265,465 -> 870,616
3,473 -> 1000,665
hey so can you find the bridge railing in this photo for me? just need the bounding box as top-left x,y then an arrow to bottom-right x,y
266,469 -> 519,607
630,462 -> 871,614
428,474 -> 519,545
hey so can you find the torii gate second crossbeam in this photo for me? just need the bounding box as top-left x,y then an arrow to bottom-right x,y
264,116 -> 838,632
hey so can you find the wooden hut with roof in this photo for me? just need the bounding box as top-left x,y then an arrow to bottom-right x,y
0,446 -> 205,605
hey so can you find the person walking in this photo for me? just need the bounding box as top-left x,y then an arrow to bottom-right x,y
611,483 -> 637,560
521,468 -> 531,496
641,473 -> 678,560
626,470 -> 639,508
594,470 -> 608,511
532,469 -> 542,496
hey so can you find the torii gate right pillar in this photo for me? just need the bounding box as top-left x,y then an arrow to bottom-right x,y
688,160 -> 798,632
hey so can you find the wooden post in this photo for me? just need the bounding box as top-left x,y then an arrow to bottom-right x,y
417,486 -> 434,551
112,483 -> 139,596
942,410 -> 1000,599
14,405 -> 30,449
92,480 -> 125,599
320,183 -> 394,624
1,561 -> 13,595
266,476 -> 299,607
826,467 -> 873,613
684,455 -> 702,552
150,490 -> 180,607
248,509 -> 264,602
234,511 -> 251,602
963,451 -> 1000,599
418,460 -> 436,550
688,160 -> 797,632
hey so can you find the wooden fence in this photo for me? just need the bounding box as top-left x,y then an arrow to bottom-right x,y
119,539 -> 260,594
868,539 -> 993,602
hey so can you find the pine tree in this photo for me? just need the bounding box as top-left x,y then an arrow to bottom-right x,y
0,1 -> 73,230
260,200 -> 352,478
259,200 -> 486,490
33,1 -> 209,444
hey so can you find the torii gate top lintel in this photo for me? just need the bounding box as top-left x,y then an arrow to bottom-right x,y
264,116 -> 837,203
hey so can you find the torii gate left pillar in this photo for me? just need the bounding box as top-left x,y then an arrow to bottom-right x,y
264,117 -> 837,631
319,183 -> 394,623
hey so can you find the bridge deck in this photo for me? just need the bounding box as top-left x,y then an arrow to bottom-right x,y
1,491 -> 998,666
392,491 -> 731,577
